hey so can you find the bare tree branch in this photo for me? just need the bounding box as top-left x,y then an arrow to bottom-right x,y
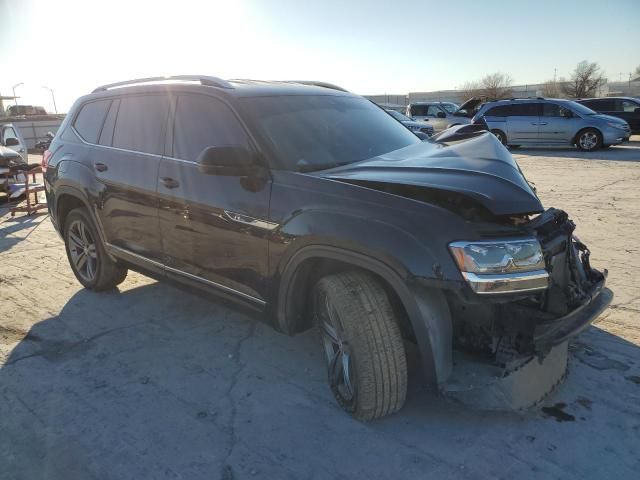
458,72 -> 513,102
561,61 -> 606,98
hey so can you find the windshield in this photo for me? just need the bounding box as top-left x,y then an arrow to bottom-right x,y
386,109 -> 410,121
239,95 -> 420,172
561,100 -> 597,116
441,103 -> 459,113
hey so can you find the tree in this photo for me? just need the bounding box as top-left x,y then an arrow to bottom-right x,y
480,73 -> 513,100
541,80 -> 565,98
458,72 -> 513,102
561,61 -> 606,98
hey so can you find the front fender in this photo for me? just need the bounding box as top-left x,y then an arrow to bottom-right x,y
276,244 -> 452,389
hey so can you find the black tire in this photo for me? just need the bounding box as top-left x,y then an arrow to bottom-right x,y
575,128 -> 602,151
313,271 -> 408,421
63,208 -> 127,291
491,129 -> 507,145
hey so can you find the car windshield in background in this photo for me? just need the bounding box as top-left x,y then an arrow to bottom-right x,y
563,101 -> 597,116
441,103 -> 459,113
240,95 -> 420,172
386,109 -> 411,121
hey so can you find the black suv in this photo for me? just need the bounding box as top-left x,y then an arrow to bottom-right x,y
577,96 -> 640,134
44,76 -> 611,420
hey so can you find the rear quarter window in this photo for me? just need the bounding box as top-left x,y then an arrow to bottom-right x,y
73,99 -> 111,143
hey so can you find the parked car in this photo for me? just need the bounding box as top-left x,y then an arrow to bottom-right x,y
44,76 -> 610,420
473,98 -> 631,151
385,109 -> 434,136
576,97 -> 640,134
406,98 -> 480,131
0,123 -> 28,162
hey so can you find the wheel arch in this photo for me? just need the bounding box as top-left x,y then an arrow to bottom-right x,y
573,126 -> 602,146
275,245 -> 451,389
54,186 -> 110,255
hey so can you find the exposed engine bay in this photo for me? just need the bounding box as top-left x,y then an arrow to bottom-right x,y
449,208 -> 609,367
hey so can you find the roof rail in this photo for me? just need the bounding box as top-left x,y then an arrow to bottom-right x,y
507,96 -> 545,101
92,75 -> 233,93
283,80 -> 349,92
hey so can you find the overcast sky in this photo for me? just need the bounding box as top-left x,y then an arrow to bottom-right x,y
1,0 -> 639,112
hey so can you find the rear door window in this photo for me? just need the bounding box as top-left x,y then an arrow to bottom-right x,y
485,105 -> 512,117
508,103 -> 539,116
98,99 -> 120,146
112,95 -> 170,155
172,94 -> 249,162
74,99 -> 111,143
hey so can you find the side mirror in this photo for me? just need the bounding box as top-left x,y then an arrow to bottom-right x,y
634,107 -> 640,114
561,110 -> 573,118
436,111 -> 446,119
197,145 -> 257,176
414,131 -> 429,141
4,138 -> 20,147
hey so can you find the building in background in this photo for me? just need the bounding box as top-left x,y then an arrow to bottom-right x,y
366,80 -> 640,108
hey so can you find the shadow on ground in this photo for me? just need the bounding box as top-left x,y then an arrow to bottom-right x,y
0,211 -> 48,253
512,142 -> 640,162
1,281 -> 639,479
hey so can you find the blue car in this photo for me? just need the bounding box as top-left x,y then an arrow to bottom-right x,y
472,98 -> 631,151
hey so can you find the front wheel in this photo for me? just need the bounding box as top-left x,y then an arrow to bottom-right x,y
64,208 -> 127,290
576,128 -> 602,151
491,129 -> 507,145
313,271 -> 408,421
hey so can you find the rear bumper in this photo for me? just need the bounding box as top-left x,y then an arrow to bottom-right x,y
533,279 -> 612,351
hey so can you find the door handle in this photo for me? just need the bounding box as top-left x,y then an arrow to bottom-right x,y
538,122 -> 548,126
531,122 -> 538,126
95,163 -> 108,172
161,177 -> 180,189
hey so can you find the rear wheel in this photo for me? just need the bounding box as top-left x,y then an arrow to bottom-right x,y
491,129 -> 507,145
576,128 -> 602,151
64,208 -> 127,290
313,271 -> 408,421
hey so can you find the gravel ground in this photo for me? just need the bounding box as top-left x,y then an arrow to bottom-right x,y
1,142 -> 639,480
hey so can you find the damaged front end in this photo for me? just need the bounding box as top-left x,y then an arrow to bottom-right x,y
444,209 -> 611,409
450,208 -> 611,365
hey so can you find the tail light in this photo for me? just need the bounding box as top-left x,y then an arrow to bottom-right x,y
42,149 -> 52,172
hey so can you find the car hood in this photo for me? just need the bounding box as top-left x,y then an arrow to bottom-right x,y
591,113 -> 628,125
455,96 -> 485,115
402,120 -> 433,129
315,133 -> 543,216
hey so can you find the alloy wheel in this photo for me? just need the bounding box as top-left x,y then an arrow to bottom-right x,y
320,298 -> 356,406
67,219 -> 98,282
579,131 -> 599,150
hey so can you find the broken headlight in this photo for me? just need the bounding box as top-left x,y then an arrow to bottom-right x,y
449,239 -> 549,294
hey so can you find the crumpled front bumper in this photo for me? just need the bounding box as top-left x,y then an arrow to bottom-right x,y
533,279 -> 612,352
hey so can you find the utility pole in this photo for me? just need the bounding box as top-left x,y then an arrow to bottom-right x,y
42,86 -> 58,114
553,68 -> 557,83
12,83 -> 23,106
